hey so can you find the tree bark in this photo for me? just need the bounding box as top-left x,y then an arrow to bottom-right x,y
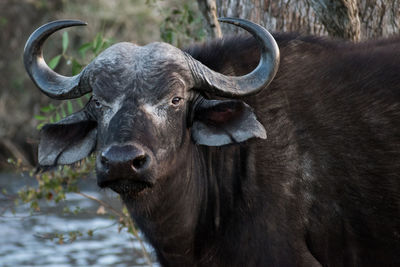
198,0 -> 222,38
308,0 -> 361,41
215,0 -> 328,35
201,0 -> 399,40
358,0 -> 400,38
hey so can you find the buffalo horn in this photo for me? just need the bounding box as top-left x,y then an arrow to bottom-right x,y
23,20 -> 90,100
188,17 -> 280,97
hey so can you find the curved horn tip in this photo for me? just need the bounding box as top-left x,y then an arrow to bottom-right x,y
24,20 -> 87,52
23,20 -> 90,100
191,17 -> 280,97
218,17 -> 250,26
217,17 -> 239,23
34,19 -> 87,30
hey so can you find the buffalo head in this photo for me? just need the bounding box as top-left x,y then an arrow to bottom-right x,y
24,18 -> 279,198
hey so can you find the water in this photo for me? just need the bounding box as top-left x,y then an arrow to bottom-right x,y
0,172 -> 158,267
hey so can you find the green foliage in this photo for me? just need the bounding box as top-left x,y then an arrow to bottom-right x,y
16,157 -> 94,210
35,99 -> 84,129
0,17 -> 8,27
47,31 -> 114,73
49,55 -> 62,69
62,31 -> 69,54
158,2 -> 205,47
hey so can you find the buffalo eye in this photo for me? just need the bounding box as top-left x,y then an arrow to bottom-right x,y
171,97 -> 183,106
93,98 -> 102,109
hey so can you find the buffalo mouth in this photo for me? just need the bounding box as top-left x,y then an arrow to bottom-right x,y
98,178 -> 152,196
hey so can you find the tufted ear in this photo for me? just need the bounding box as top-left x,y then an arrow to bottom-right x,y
38,109 -> 97,167
191,99 -> 266,146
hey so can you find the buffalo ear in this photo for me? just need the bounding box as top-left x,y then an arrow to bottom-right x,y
39,109 -> 97,167
191,99 -> 266,146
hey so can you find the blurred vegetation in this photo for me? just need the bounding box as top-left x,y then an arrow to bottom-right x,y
159,2 -> 206,47
1,0 -> 206,265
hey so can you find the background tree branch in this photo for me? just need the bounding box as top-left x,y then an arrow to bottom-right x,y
197,0 -> 222,38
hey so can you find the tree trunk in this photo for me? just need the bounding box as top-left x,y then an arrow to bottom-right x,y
197,0 -> 222,38
308,0 -> 361,41
201,0 -> 399,40
358,0 -> 400,38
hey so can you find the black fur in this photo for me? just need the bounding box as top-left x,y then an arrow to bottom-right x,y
132,34 -> 400,266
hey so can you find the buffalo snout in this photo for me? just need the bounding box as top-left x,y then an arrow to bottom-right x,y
97,143 -> 155,192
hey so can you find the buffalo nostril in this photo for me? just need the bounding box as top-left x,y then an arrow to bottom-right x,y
131,155 -> 148,171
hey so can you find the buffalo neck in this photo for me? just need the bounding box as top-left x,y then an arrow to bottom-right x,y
124,140 -> 256,266
192,143 -> 259,265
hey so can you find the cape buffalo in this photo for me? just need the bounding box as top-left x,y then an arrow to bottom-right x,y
24,18 -> 400,266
